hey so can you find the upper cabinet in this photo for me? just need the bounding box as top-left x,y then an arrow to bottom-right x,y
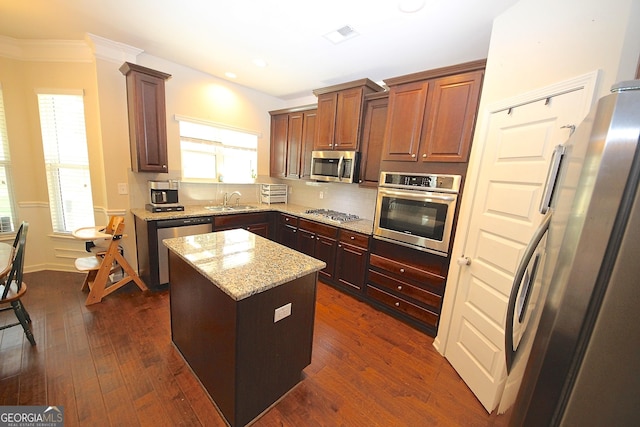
358,92 -> 389,187
269,106 -> 317,179
381,60 -> 485,163
313,79 -> 384,151
120,62 -> 172,173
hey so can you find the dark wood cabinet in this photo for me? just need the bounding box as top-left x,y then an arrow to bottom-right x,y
419,71 -> 483,162
214,212 -> 273,239
269,106 -> 317,179
382,60 -> 485,164
366,238 -> 448,336
297,219 -> 338,281
119,62 -> 171,173
276,213 -> 299,248
335,229 -> 369,292
313,79 -> 384,151
358,92 -> 389,186
270,114 -> 288,178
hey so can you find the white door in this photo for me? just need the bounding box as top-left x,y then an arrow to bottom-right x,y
442,88 -> 588,412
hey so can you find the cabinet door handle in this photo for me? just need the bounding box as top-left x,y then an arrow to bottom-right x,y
397,285 -> 402,291
395,302 -> 400,307
411,154 -> 416,158
422,153 -> 427,158
399,268 -> 405,273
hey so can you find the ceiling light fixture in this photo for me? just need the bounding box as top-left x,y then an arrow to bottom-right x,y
398,0 -> 426,13
252,58 -> 268,68
323,25 -> 359,44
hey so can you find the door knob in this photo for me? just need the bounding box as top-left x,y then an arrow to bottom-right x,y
457,256 -> 471,266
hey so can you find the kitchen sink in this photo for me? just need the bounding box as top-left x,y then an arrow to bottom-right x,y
204,205 -> 256,212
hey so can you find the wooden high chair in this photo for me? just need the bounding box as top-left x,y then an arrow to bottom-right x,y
73,216 -> 148,306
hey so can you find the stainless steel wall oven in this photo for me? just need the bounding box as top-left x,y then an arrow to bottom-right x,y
373,172 -> 461,256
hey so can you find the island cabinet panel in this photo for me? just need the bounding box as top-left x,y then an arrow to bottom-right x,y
169,251 -> 318,427
366,238 -> 449,335
297,219 -> 338,281
119,62 -> 171,173
335,229 -> 370,293
214,212 -> 273,239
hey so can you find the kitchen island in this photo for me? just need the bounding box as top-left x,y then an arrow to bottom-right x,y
163,229 -> 326,427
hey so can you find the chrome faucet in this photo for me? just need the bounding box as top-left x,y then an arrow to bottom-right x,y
223,191 -> 242,207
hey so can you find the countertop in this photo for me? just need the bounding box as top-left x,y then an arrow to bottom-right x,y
163,228 -> 326,301
131,203 -> 374,235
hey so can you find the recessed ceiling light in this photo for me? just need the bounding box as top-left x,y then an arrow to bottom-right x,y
225,72 -> 237,79
323,25 -> 359,44
253,58 -> 268,68
398,0 -> 426,13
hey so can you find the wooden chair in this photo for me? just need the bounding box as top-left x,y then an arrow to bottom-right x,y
74,216 -> 148,306
0,222 -> 36,346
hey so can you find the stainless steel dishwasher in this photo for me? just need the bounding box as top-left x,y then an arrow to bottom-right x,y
156,216 -> 213,285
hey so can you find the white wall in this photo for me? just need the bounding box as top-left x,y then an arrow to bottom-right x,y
436,0 -> 640,353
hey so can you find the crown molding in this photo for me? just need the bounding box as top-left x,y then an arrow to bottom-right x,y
85,33 -> 143,64
0,35 -> 93,62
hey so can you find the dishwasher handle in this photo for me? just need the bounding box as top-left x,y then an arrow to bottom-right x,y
156,216 -> 212,229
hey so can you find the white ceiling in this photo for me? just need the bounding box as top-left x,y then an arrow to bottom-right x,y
0,0 -> 519,100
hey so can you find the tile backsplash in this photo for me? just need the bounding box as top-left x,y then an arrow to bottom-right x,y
128,172 -> 377,220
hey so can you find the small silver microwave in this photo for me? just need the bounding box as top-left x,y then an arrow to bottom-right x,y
310,150 -> 359,183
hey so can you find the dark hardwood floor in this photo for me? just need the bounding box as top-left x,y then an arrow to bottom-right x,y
0,270 -> 498,426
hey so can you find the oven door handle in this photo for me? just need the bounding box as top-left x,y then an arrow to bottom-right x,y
381,189 -> 456,202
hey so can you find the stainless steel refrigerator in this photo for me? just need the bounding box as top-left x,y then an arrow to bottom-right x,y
498,80 -> 640,426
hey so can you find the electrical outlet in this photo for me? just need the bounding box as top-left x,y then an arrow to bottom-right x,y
319,191 -> 324,199
274,303 -> 292,323
117,183 -> 129,195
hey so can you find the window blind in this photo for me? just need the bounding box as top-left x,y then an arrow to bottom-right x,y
37,92 -> 95,233
0,85 -> 17,232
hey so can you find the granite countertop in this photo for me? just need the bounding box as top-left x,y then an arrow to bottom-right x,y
163,228 -> 326,300
131,203 -> 374,235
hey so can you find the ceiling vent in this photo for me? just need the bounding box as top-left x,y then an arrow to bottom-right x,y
324,25 -> 359,44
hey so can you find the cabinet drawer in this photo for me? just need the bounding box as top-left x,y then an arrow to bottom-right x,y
215,212 -> 270,229
298,218 -> 338,238
338,229 -> 369,249
279,213 -> 298,227
369,254 -> 445,292
368,269 -> 441,309
366,285 -> 438,328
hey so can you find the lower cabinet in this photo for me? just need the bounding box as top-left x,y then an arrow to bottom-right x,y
366,238 -> 448,335
214,212 -> 273,239
297,219 -> 337,282
274,212 -> 449,336
335,229 -> 369,292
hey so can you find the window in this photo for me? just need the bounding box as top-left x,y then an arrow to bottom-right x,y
37,91 -> 95,233
0,85 -> 17,233
178,119 -> 258,183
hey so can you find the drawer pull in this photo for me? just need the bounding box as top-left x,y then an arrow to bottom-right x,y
397,285 -> 402,291
350,236 -> 355,240
399,268 -> 405,273
395,302 -> 400,307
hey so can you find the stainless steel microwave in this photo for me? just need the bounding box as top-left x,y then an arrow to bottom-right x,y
310,150 -> 359,183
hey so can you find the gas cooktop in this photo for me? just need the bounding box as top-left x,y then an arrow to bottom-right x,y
303,209 -> 361,223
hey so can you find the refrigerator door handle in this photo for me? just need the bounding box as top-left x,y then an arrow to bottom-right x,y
539,144 -> 566,214
505,210 -> 552,373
